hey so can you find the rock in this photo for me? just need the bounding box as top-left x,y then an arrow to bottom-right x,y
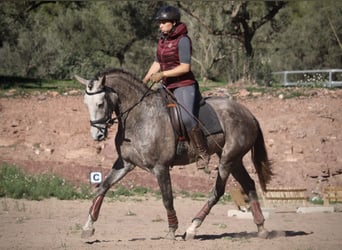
48,91 -> 60,97
0,138 -> 21,147
37,95 -> 47,101
238,89 -> 250,97
45,148 -> 55,154
252,92 -> 262,97
296,206 -> 335,213
68,90 -> 80,95
65,148 -> 97,159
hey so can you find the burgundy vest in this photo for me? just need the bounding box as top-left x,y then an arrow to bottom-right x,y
157,23 -> 195,89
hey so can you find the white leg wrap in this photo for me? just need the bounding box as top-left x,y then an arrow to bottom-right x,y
185,219 -> 202,240
81,215 -> 95,238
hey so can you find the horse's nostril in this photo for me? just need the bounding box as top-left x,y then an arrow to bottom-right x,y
97,134 -> 105,141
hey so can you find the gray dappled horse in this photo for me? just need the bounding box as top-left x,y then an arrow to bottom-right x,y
75,68 -> 273,240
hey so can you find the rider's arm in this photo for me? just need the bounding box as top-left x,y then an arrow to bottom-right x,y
162,63 -> 190,78
143,61 -> 160,84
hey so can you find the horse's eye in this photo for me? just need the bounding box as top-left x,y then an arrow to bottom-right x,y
97,102 -> 104,108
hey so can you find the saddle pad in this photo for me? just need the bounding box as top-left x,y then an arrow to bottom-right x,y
198,99 -> 223,136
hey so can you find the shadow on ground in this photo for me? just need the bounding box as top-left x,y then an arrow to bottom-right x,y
85,230 -> 312,245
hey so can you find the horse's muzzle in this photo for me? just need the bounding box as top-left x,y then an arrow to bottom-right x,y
91,127 -> 107,141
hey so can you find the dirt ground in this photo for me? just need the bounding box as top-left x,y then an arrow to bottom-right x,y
1,197 -> 342,250
0,87 -> 342,249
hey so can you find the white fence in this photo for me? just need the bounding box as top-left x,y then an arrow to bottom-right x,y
273,69 -> 342,88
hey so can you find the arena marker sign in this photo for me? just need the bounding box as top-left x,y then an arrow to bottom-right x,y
90,172 -> 102,184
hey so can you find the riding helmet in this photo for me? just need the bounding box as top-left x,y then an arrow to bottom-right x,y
155,6 -> 181,22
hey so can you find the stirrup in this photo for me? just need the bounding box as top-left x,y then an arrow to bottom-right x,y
196,154 -> 210,174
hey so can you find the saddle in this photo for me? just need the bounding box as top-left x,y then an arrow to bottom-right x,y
159,87 -> 223,149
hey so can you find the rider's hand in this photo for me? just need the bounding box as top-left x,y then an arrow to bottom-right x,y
150,72 -> 164,83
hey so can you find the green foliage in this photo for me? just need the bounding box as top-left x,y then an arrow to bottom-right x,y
220,192 -> 232,204
0,163 -> 91,200
106,185 -> 155,201
0,1 -> 340,84
190,192 -> 207,200
256,1 -> 342,72
0,1 -> 157,79
0,76 -> 82,97
310,197 -> 324,205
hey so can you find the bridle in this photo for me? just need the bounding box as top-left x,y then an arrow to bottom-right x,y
85,80 -> 157,134
85,86 -> 116,134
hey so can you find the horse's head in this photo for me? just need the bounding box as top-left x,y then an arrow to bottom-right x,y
75,74 -> 118,141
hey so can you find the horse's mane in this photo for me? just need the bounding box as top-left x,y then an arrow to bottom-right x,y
95,68 -> 141,84
93,68 -> 154,99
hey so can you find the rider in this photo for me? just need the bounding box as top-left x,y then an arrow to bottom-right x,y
143,5 -> 209,170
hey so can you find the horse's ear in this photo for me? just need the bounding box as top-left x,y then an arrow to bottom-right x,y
98,75 -> 106,86
74,75 -> 89,86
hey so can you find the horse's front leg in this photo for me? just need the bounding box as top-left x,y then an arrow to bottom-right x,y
82,158 -> 135,238
153,165 -> 178,240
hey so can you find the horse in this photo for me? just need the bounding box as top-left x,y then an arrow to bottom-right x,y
75,68 -> 273,240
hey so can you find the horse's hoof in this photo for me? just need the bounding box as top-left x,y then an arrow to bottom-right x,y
257,229 -> 269,239
183,230 -> 196,240
164,231 -> 176,240
81,228 -> 95,238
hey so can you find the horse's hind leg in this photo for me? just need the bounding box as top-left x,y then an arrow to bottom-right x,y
82,158 -> 134,238
184,162 -> 232,240
231,163 -> 269,238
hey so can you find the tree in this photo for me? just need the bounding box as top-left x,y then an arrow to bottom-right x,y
177,1 -> 287,81
0,1 -> 158,79
259,1 -> 342,72
0,1 -> 340,82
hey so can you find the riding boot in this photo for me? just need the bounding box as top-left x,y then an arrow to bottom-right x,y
188,127 -> 210,171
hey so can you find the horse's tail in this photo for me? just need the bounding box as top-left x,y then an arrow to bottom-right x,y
251,119 -> 273,192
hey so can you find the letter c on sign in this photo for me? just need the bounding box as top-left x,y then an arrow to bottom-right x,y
90,172 -> 102,184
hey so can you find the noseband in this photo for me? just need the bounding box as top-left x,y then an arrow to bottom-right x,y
85,86 -> 115,133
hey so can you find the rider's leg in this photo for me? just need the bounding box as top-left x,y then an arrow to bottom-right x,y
173,85 -> 209,170
188,126 -> 210,170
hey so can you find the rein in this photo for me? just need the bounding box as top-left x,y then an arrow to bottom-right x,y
114,81 -> 157,121
86,79 -> 222,151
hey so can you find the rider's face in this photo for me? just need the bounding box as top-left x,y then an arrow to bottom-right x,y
159,20 -> 174,34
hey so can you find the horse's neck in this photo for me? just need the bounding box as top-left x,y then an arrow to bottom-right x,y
107,74 -> 143,101
118,83 -> 143,104
106,73 -> 158,116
